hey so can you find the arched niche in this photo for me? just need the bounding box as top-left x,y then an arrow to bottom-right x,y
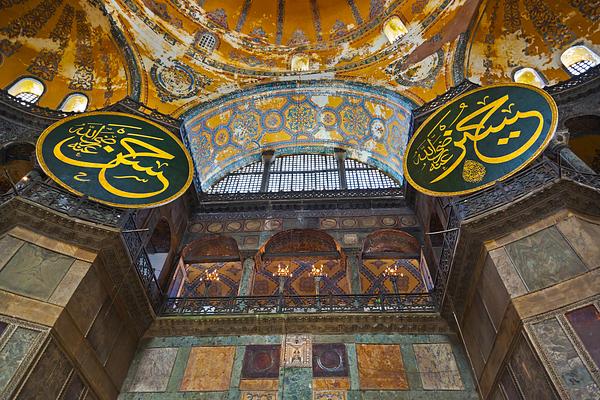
181,80 -> 415,191
253,229 -> 348,296
564,115 -> 600,173
0,142 -> 35,193
360,230 -> 426,294
173,235 -> 242,297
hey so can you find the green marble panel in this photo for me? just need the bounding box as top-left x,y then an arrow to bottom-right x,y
281,368 -> 312,400
0,242 -> 74,301
0,327 -> 39,393
505,227 -> 587,291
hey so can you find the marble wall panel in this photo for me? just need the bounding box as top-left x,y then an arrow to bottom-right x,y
239,379 -> 278,390
61,372 -> 86,400
556,216 -> 600,269
313,378 -> 350,390
86,300 -> 123,364
498,368 -> 521,400
313,343 -> 348,378
509,335 -> 558,400
181,346 -> 235,391
242,345 -> 281,379
356,344 -> 408,390
488,247 -> 527,298
530,318 -> 599,399
66,266 -> 107,336
478,255 -> 510,331
16,341 -> 73,399
241,391 -> 277,400
504,227 -> 587,291
565,304 -> 600,368
413,343 -> 464,390
0,321 -> 7,337
128,348 -> 178,392
313,390 -> 346,400
281,368 -> 312,400
0,327 -> 39,393
282,334 -> 312,367
0,242 -> 74,301
0,235 -> 23,270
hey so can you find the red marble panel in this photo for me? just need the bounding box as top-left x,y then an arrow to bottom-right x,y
565,304 -> 600,368
312,344 -> 348,378
242,345 -> 281,379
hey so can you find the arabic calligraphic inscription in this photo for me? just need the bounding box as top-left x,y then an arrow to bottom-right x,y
36,112 -> 194,208
403,83 -> 557,196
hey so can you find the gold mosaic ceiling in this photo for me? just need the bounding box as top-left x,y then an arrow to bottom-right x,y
0,0 -> 129,110
0,0 -> 598,116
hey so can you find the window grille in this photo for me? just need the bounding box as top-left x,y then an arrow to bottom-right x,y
197,32 -> 217,53
566,59 -> 596,75
205,160 -> 263,194
207,153 -> 401,194
14,92 -> 40,104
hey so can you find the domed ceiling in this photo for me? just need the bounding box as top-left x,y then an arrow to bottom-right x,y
0,0 -> 130,110
103,0 -> 480,115
466,0 -> 600,85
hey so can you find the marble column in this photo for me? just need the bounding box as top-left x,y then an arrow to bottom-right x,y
346,251 -> 362,295
238,257 -> 255,296
548,136 -> 596,174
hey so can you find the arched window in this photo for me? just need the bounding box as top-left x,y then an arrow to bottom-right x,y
513,67 -> 545,88
59,93 -> 88,112
561,45 -> 600,75
195,31 -> 218,53
290,53 -> 310,72
383,16 -> 408,44
0,142 -> 35,193
7,77 -> 44,104
207,153 -> 401,194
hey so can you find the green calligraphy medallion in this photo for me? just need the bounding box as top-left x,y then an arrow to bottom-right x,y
403,83 -> 558,196
36,112 -> 193,208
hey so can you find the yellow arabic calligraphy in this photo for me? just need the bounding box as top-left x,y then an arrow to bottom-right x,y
66,124 -> 116,154
54,124 -> 175,199
413,94 -> 544,184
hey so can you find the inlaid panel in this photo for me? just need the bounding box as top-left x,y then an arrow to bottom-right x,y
282,334 -> 312,367
0,242 -> 74,301
312,343 -> 348,378
242,345 -> 281,379
0,327 -> 39,393
356,344 -> 408,390
181,346 -> 235,391
565,304 -> 600,368
0,235 -> 23,270
16,341 -> 73,399
128,348 -> 178,392
531,318 -> 598,399
505,227 -> 587,291
413,343 -> 464,390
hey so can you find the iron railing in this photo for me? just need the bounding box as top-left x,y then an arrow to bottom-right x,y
2,156 -> 597,317
161,293 -> 436,316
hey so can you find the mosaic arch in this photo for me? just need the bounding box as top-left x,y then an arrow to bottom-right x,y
253,229 -> 349,296
175,235 -> 243,297
181,81 -> 415,190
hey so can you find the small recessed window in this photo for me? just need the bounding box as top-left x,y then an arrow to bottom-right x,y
290,53 -> 310,72
59,93 -> 88,112
7,77 -> 44,104
383,16 -> 408,44
514,67 -> 545,88
561,45 -> 600,75
195,31 -> 218,53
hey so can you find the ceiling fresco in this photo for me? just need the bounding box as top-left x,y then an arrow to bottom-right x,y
0,0 -> 129,110
0,0 -> 598,190
466,0 -> 600,86
96,0 -> 480,114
